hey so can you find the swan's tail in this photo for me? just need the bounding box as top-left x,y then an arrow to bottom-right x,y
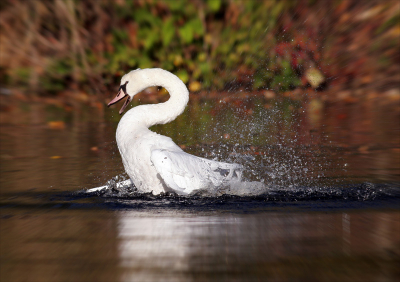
86,179 -> 133,193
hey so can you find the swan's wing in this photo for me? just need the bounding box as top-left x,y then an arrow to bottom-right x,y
150,149 -> 242,194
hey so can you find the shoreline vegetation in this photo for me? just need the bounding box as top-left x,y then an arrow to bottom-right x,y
0,0 -> 399,107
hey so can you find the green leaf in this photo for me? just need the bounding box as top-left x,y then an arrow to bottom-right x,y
207,0 -> 221,12
199,62 -> 210,76
162,19 -> 175,46
190,18 -> 204,36
161,61 -> 174,70
112,29 -> 129,44
167,1 -> 185,12
138,57 -> 152,69
144,31 -> 158,50
133,9 -> 162,27
176,69 -> 189,83
179,23 -> 194,44
271,1 -> 284,18
253,71 -> 266,89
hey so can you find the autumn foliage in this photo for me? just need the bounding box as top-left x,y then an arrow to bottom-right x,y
0,0 -> 398,97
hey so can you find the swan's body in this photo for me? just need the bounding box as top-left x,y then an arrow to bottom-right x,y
104,68 -> 242,195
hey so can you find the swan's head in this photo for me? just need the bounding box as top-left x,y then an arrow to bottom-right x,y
108,68 -> 146,115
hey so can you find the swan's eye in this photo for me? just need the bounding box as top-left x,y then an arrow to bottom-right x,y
119,81 -> 129,94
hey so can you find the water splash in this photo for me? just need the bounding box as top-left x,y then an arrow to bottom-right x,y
185,97 -> 340,194
82,181 -> 399,208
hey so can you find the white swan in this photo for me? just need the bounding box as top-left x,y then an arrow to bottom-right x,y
92,68 -> 242,195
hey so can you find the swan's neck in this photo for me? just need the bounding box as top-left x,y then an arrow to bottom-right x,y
122,69 -> 189,129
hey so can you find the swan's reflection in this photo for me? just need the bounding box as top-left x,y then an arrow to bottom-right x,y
116,210 -> 400,282
118,213 -> 203,269
117,211 -> 241,281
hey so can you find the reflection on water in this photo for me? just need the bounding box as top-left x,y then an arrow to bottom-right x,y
0,95 -> 399,281
117,211 -> 399,282
1,208 -> 399,282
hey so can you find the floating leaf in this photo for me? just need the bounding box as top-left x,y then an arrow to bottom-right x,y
305,68 -> 325,88
48,121 -> 65,130
50,156 -> 63,159
264,90 -> 276,99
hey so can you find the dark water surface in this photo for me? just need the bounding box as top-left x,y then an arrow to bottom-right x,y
1,97 -> 399,281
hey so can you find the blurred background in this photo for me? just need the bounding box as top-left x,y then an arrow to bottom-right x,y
0,0 -> 399,97
0,1 -> 399,282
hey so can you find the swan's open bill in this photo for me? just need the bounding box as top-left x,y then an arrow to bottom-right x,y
90,68 -> 243,195
107,81 -> 131,114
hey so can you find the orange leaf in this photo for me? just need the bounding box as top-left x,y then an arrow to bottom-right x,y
48,121 -> 65,130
